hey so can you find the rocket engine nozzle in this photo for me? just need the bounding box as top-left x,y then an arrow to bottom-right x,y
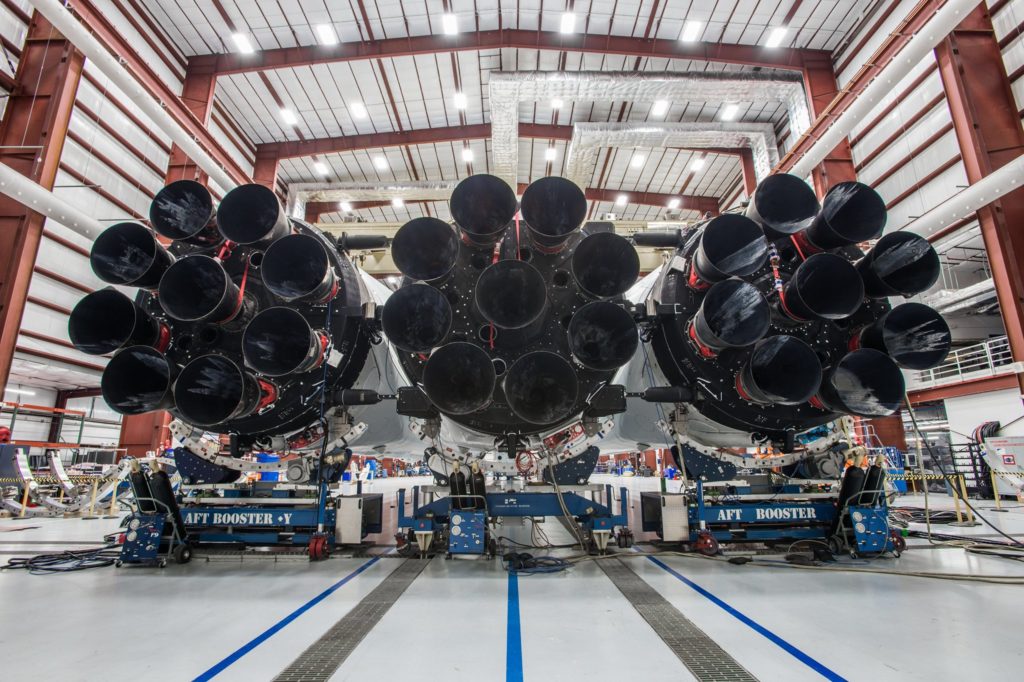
150,179 -> 220,246
422,342 -> 497,415
691,279 -> 771,354
504,351 -> 579,425
101,346 -> 177,415
69,288 -> 164,355
857,231 -> 940,298
782,252 -> 865,321
174,354 -> 264,426
816,349 -> 905,417
571,232 -> 641,299
803,181 -> 886,250
261,233 -> 338,302
567,301 -> 639,371
242,307 -> 327,377
391,217 -> 459,281
90,222 -> 174,289
737,335 -> 823,405
216,183 -> 290,246
521,177 -> 587,253
856,302 -> 951,370
746,173 -> 820,238
158,254 -> 243,323
382,284 -> 453,352
450,174 -> 518,247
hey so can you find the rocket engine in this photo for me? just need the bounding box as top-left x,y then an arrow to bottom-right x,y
68,180 -> 375,456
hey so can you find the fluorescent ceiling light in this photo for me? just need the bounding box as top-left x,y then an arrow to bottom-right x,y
550,98 -> 564,109
350,101 -> 367,119
720,103 -> 740,121
680,20 -> 702,42
690,158 -> 707,171
4,387 -> 35,396
545,147 -> 557,161
667,198 -> 681,209
313,161 -> 329,175
231,33 -> 255,54
373,155 -> 388,170
442,14 -> 458,35
560,12 -> 576,34
339,201 -> 353,212
392,197 -> 405,208
315,24 -> 338,45
651,100 -> 669,116
765,27 -> 789,48
615,194 -> 628,206
453,92 -> 467,109
279,108 -> 298,126
630,154 -> 646,168
462,148 -> 474,162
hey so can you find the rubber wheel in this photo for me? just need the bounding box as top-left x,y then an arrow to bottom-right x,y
173,544 -> 192,564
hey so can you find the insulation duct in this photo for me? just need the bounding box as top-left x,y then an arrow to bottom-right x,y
29,0 -> 238,191
565,121 -> 779,189
489,71 -> 809,185
786,0 -> 984,179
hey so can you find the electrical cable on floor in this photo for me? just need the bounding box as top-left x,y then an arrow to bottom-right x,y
502,551 -> 572,575
2,544 -> 120,574
546,454 -> 588,552
902,396 -> 1024,561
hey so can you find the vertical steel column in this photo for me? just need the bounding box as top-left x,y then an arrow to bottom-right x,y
164,61 -> 217,184
0,13 -> 83,392
800,53 -> 857,195
738,148 -> 757,197
253,148 -> 280,191
935,5 -> 1024,395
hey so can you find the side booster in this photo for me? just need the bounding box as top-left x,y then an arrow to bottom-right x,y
69,180 -> 374,446
636,177 -> 951,448
383,174 -> 638,438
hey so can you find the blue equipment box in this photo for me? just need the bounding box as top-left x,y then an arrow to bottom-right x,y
848,506 -> 892,553
448,510 -> 486,554
120,514 -> 166,564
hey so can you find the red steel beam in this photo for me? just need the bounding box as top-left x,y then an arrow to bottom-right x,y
935,4 -> 1024,395
777,0 -> 946,184
259,123 -> 567,159
68,0 -> 251,185
800,51 -> 858,194
908,374 -> 1020,404
165,57 -> 218,184
304,186 -> 719,222
0,12 -> 84,393
190,29 -> 826,78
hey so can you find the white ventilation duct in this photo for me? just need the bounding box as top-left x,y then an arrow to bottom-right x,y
0,160 -> 105,239
489,71 -> 809,185
786,0 -> 983,179
29,0 -> 239,192
564,121 -> 779,189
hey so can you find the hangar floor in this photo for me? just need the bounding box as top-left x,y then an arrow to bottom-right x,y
2,475 -> 1022,681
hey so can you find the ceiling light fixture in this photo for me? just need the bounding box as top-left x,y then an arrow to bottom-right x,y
231,33 -> 255,54
560,12 -> 576,34
462,148 -> 474,162
279,108 -> 298,126
680,20 -> 703,42
453,92 -> 467,109
765,27 -> 789,48
667,198 -> 681,209
720,103 -> 740,121
350,101 -> 367,119
339,201 -> 352,212
630,154 -> 646,168
651,100 -> 669,116
392,197 -> 405,208
550,98 -> 564,109
373,155 -> 388,170
690,158 -> 707,171
315,24 -> 338,45
313,161 -> 329,175
4,387 -> 35,396
615,194 -> 628,206
442,14 -> 459,35
545,147 -> 557,161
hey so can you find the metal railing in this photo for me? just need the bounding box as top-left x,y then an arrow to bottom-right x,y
906,335 -> 1014,389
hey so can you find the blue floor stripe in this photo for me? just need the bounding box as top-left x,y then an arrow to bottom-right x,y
506,571 -> 524,682
193,555 -> 382,681
646,556 -> 846,682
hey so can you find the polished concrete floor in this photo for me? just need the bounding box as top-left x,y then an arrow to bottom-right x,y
2,475 -> 1023,681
